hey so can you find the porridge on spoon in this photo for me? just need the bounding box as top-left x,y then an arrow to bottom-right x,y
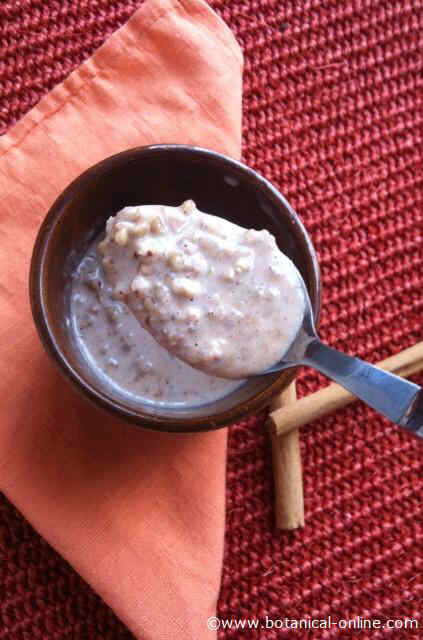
98,200 -> 305,379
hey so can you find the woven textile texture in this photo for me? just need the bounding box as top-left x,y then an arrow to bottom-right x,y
1,0 -> 422,638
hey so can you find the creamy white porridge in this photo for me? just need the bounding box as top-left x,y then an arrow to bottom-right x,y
71,244 -> 241,407
99,201 -> 305,379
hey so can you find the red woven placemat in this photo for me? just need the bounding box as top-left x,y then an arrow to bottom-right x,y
1,0 -> 422,638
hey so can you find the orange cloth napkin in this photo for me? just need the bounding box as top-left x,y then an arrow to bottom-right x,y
0,0 -> 242,637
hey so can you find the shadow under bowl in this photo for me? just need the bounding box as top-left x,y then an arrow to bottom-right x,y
30,144 -> 321,432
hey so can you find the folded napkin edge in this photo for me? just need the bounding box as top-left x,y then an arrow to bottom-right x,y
0,0 -> 243,161
175,0 -> 243,64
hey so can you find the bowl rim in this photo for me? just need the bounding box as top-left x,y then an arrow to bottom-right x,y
30,143 -> 321,432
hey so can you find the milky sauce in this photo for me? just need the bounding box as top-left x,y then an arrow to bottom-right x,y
71,246 -> 241,407
99,201 -> 305,379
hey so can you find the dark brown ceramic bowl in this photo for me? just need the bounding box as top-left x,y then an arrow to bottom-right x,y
30,145 -> 320,432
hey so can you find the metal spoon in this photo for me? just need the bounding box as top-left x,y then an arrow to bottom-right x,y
263,276 -> 423,439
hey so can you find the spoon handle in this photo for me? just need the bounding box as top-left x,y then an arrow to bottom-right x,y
302,339 -> 423,437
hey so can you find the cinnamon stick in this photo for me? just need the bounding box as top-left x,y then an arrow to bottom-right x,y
269,342 -> 423,438
268,381 -> 304,530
